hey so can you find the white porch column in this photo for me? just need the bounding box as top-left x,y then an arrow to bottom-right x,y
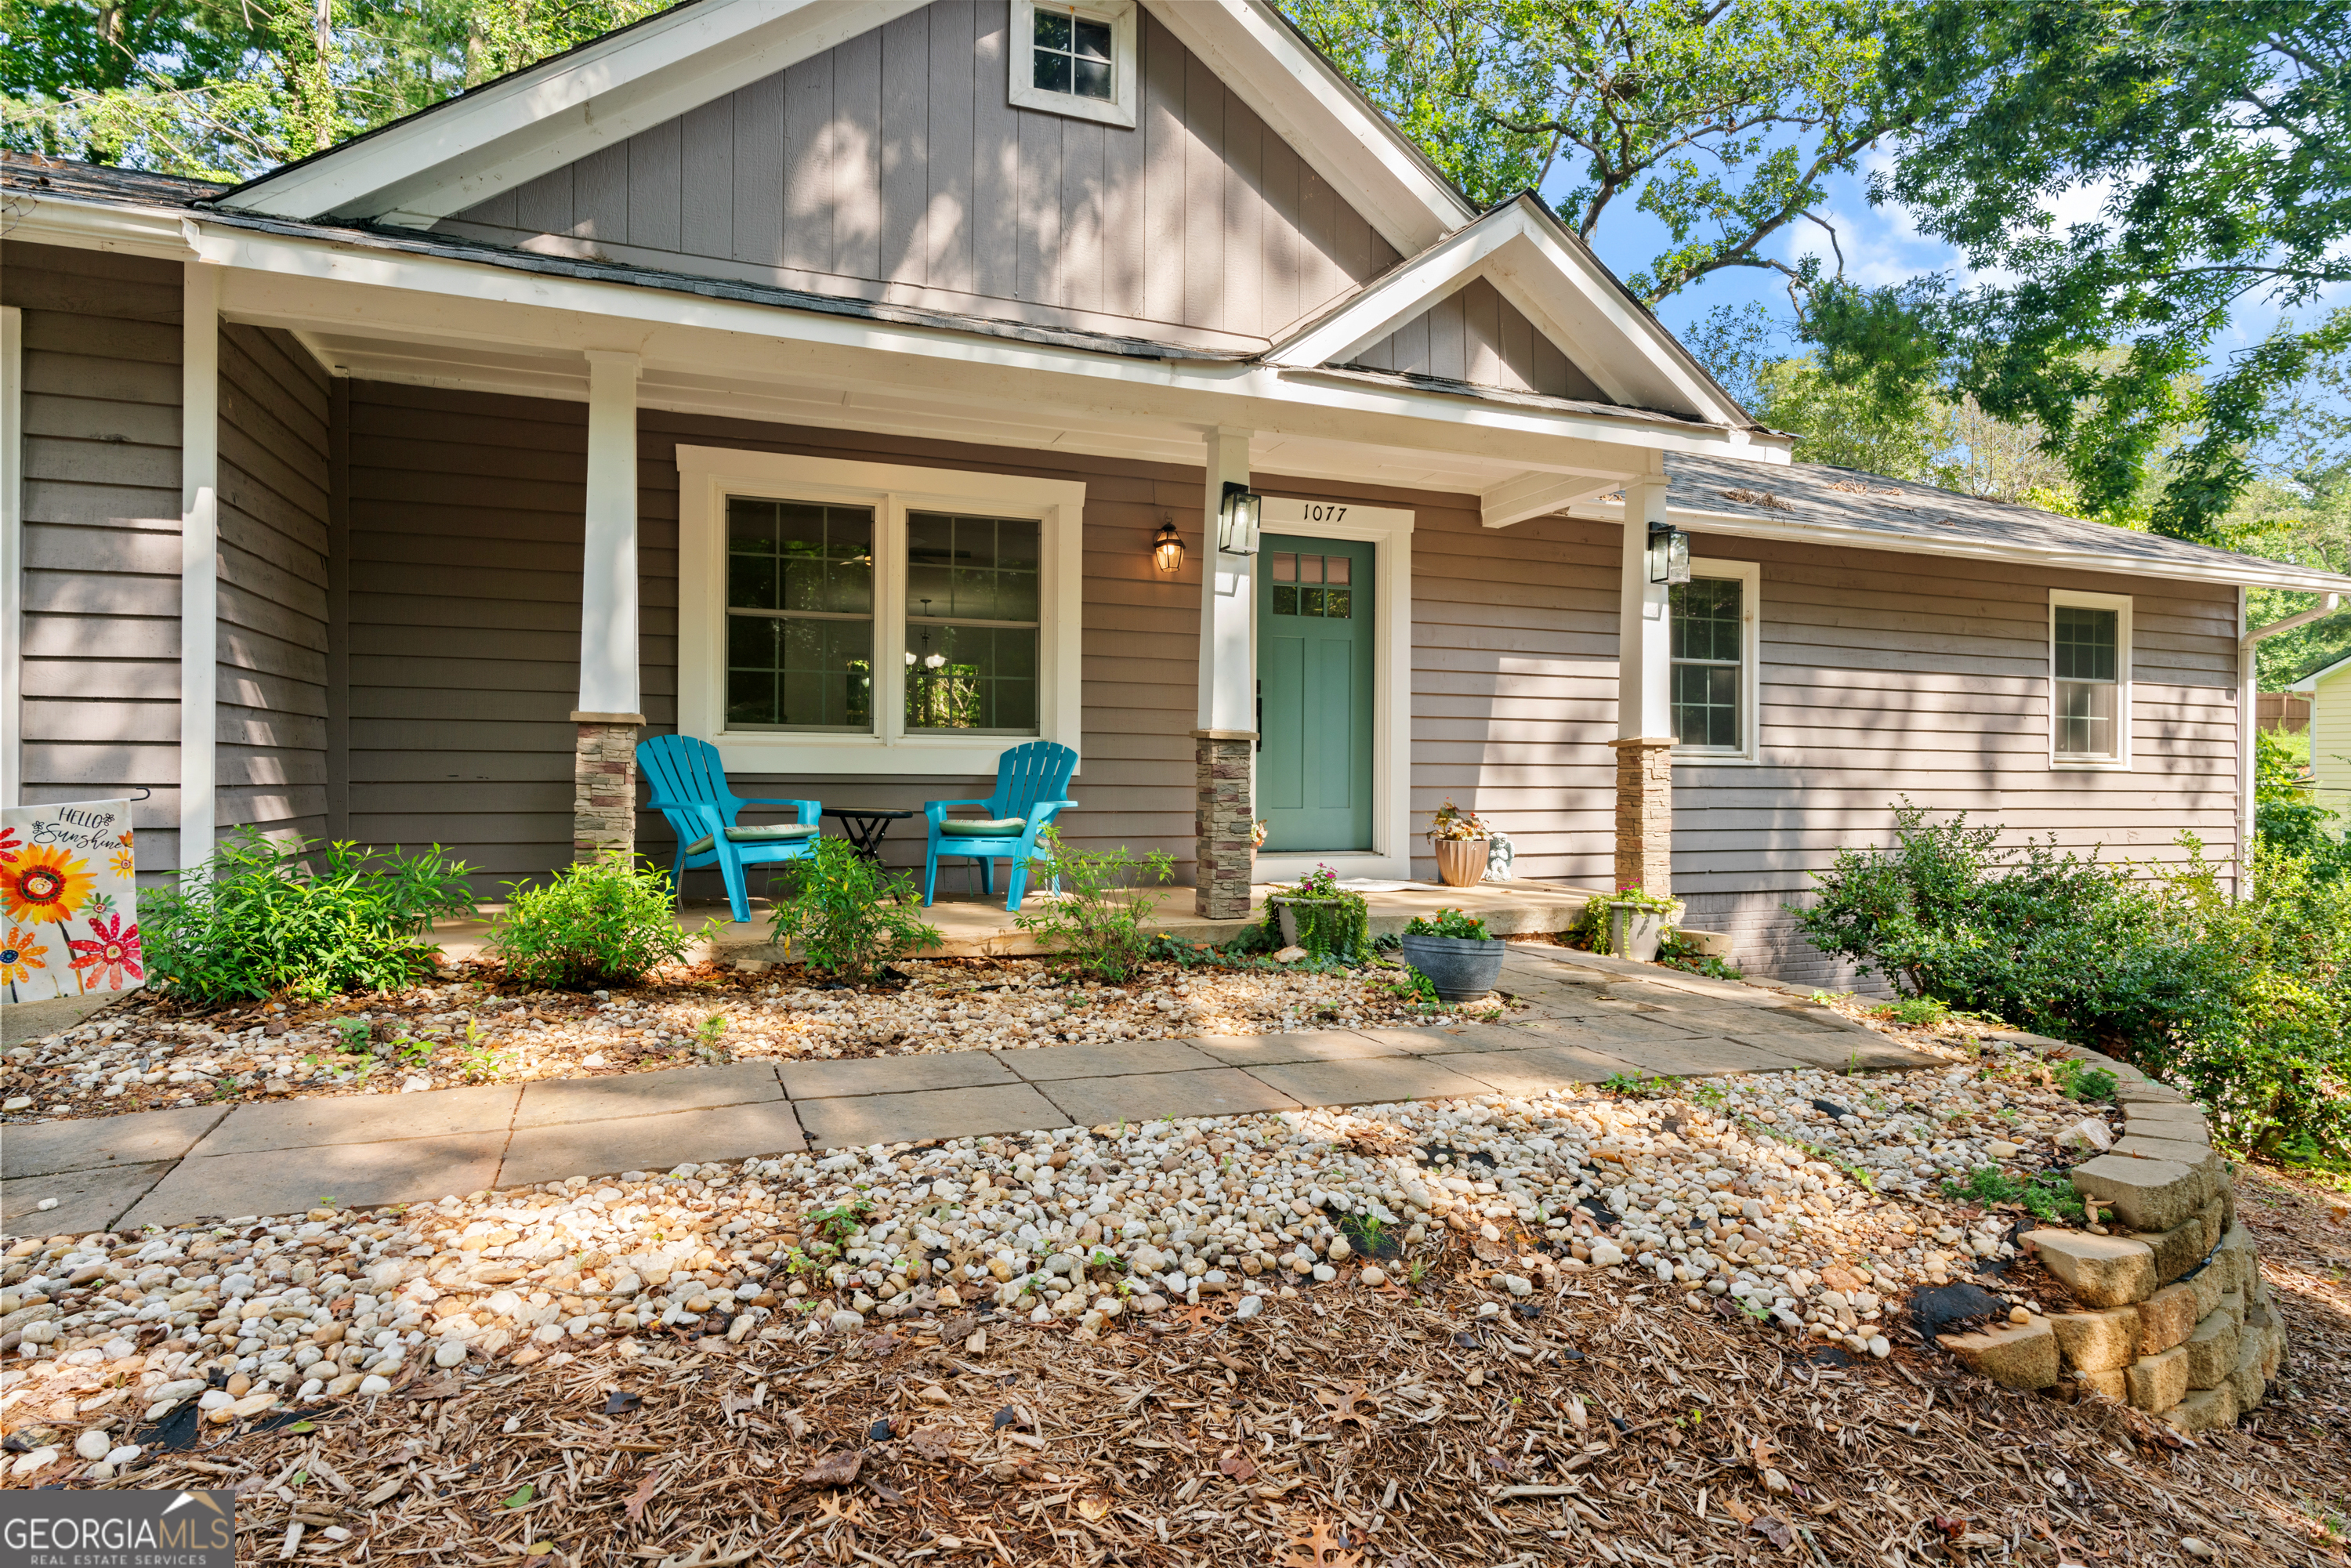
179,264 -> 220,877
571,349 -> 643,863
1193,426 -> 1255,918
1610,476 -> 1674,894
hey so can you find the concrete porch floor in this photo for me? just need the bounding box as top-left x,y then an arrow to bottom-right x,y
429,878 -> 1610,965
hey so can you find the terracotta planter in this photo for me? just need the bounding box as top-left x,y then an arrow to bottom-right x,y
1432,838 -> 1487,887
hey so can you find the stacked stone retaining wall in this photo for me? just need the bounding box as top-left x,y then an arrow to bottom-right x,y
1936,1038 -> 2286,1434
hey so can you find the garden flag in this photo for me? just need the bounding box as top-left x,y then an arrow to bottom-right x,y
0,798 -> 139,1003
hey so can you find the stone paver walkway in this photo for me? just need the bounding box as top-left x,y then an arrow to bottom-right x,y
0,947 -> 1936,1236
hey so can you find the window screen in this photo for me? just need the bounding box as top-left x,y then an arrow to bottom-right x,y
1670,576 -> 1744,751
2053,603 -> 2121,759
725,499 -> 874,731
1034,8 -> 1114,100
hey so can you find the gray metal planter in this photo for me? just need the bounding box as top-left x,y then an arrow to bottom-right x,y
1400,932 -> 1505,1001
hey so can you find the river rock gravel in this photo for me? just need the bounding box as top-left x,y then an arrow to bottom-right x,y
1,1041 -> 2115,1487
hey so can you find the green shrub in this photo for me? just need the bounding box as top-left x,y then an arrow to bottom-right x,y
1405,907 -> 1491,940
1657,928 -> 1743,980
490,854 -> 697,989
1795,802 -> 2351,1157
770,837 -> 941,982
1012,830 -> 1176,980
142,827 -> 476,1004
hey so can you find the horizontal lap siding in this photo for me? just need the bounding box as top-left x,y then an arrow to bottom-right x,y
4,243 -> 183,871
2316,671 -> 2351,820
439,1 -> 1396,348
217,323 -> 331,842
1672,532 -> 2242,987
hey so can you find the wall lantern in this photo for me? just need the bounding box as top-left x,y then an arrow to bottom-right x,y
1217,481 -> 1262,556
1151,517 -> 1186,574
1647,520 -> 1690,585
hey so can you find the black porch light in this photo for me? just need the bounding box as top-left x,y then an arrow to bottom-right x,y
1647,520 -> 1691,585
1218,481 -> 1262,556
1151,517 -> 1186,574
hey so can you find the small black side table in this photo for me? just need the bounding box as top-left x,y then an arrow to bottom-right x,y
822,806 -> 918,860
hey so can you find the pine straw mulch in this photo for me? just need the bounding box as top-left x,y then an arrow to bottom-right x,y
94,1202 -> 2351,1568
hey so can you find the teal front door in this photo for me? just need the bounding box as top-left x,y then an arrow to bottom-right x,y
1258,534 -> 1375,852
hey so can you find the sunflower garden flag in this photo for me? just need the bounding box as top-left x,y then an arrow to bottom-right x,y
0,799 -> 139,1003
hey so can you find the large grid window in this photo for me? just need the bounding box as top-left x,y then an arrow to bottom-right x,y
725,499 -> 873,731
904,512 -> 1041,733
2053,601 -> 2123,761
1032,6 -> 1114,100
1670,575 -> 1745,751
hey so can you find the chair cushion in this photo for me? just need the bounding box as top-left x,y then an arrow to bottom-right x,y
683,822 -> 820,856
937,817 -> 1026,838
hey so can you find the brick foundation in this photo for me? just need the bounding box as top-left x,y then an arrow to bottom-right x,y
1608,736 -> 1674,896
571,713 -> 643,864
1193,730 -> 1255,920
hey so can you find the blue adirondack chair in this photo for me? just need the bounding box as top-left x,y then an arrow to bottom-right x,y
637,734 -> 821,923
922,741 -> 1078,911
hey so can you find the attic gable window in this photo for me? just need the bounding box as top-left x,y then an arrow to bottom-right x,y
1009,0 -> 1138,129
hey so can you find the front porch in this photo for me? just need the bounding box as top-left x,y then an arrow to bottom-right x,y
429,875 -> 1615,965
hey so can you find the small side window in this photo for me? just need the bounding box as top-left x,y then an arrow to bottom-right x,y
1668,559 -> 1761,764
2049,590 -> 2132,766
1009,0 -> 1138,128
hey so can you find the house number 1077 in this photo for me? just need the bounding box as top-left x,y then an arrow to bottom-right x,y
1295,502 -> 1349,523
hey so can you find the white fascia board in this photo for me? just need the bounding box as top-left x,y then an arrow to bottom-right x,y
2291,654 -> 2351,692
223,0 -> 927,221
1578,495 -> 2351,597
1266,199 -> 1751,427
1480,469 -> 1620,529
1146,1 -> 1470,255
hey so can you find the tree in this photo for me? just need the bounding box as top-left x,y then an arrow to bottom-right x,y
1278,0 -> 1911,307
1806,0 -> 2351,541
0,0 -> 664,181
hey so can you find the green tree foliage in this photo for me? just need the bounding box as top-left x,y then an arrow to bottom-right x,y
2,0 -> 667,180
1277,0 -> 1910,306
1806,0 -> 2351,541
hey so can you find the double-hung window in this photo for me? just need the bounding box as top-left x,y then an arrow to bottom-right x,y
1009,0 -> 1138,127
679,448 -> 1082,774
1668,559 -> 1760,762
2049,589 -> 2132,766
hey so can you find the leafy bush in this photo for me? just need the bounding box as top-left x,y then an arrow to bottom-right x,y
1795,802 -> 2351,1157
1405,907 -> 1491,940
2255,728 -> 2351,879
490,854 -> 697,989
770,837 -> 941,982
143,827 -> 476,1004
1270,865 -> 1371,963
1657,928 -> 1743,980
1012,830 -> 1176,980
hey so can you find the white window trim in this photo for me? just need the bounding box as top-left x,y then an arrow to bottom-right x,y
1248,495 -> 1416,883
676,447 -> 1084,777
1671,556 -> 1761,767
1009,0 -> 1139,129
2050,587 -> 2133,770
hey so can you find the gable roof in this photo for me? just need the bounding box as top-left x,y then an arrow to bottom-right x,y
1266,194 -> 1757,429
210,0 -> 1476,254
2291,651 -> 2351,692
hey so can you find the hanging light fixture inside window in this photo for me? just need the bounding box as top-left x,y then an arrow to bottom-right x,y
1150,516 -> 1185,574
1217,482 -> 1262,556
1646,520 -> 1691,585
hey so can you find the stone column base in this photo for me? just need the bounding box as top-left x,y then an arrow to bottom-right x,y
572,712 -> 645,864
1193,729 -> 1256,920
1608,736 -> 1674,896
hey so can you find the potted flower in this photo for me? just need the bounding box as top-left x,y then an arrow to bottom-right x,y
1266,865 -> 1370,962
1606,886 -> 1683,963
1400,907 -> 1505,1000
1426,798 -> 1491,888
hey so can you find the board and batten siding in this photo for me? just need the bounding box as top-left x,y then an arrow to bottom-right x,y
1669,531 -> 2243,985
435,1 -> 1402,352
216,322 -> 331,843
336,380 -> 1209,895
2,242 -> 185,873
1349,278 -> 1607,401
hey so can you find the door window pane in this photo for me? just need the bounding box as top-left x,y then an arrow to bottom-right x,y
726,498 -> 875,732
2053,604 -> 2121,758
1670,576 -> 1744,751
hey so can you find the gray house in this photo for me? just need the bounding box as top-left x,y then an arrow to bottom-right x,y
5,0 -> 2343,982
